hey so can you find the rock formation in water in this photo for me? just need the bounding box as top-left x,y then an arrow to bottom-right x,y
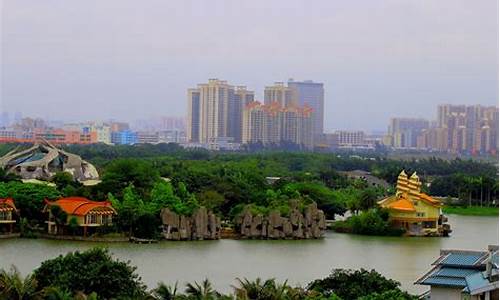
160,206 -> 221,240
234,201 -> 326,239
0,139 -> 99,183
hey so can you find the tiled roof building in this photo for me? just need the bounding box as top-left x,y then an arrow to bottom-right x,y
378,170 -> 451,236
44,197 -> 116,236
0,198 -> 17,234
416,245 -> 499,299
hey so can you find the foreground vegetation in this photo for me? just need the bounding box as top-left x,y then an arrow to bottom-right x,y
0,247 -> 417,300
442,205 -> 499,216
0,143 -> 497,238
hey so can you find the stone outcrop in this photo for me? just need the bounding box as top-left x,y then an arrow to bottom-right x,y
160,207 -> 221,240
235,201 -> 326,239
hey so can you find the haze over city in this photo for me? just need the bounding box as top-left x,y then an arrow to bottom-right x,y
1,0 -> 498,131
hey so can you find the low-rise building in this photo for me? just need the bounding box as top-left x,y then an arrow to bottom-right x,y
416,245 -> 499,300
44,197 -> 116,236
378,170 -> 451,236
111,130 -> 138,145
0,198 -> 17,234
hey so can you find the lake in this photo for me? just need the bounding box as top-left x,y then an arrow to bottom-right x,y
0,214 -> 497,295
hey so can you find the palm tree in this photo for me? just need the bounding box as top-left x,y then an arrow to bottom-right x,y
152,282 -> 178,300
233,278 -> 292,300
0,266 -> 41,300
42,286 -> 73,300
185,279 -> 218,300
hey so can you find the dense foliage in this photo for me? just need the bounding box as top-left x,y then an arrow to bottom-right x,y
32,248 -> 146,299
307,269 -> 416,300
1,248 -> 417,299
332,209 -> 405,236
0,143 -> 496,238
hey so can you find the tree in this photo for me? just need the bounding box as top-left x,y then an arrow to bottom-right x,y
197,190 -> 225,212
151,282 -> 178,300
50,205 -> 68,226
184,279 -> 219,300
0,182 -> 60,224
68,217 -> 79,236
0,265 -> 41,300
358,188 -> 379,211
33,248 -> 146,299
233,278 -> 300,300
99,159 -> 160,198
51,172 -> 77,191
307,269 -> 403,300
42,286 -> 74,300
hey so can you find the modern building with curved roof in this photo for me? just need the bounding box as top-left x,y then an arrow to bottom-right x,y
44,197 -> 116,236
0,139 -> 99,184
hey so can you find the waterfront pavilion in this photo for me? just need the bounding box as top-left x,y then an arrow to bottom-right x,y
44,197 -> 116,237
0,198 -> 17,234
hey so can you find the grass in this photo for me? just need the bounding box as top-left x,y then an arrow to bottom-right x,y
443,205 -> 499,216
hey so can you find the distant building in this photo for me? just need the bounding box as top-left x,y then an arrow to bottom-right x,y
335,131 -> 365,147
416,245 -> 499,300
416,104 -> 499,154
388,118 -> 429,148
187,79 -> 254,144
264,82 -> 294,107
187,88 -> 201,143
242,101 -> 313,149
111,130 -> 137,145
158,129 -> 187,144
110,122 -> 130,132
378,170 -> 451,237
288,79 -> 325,143
136,131 -> 159,144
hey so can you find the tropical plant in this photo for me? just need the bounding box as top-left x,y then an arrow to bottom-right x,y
0,265 -> 41,300
184,279 -> 219,300
151,282 -> 178,300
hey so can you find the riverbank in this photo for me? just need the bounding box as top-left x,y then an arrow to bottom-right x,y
443,205 -> 499,216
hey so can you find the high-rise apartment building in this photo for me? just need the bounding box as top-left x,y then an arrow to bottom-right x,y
187,79 -> 254,144
187,88 -> 201,143
434,104 -> 499,154
287,79 -> 324,143
264,82 -> 294,107
242,101 -> 313,149
230,86 -> 254,142
387,118 -> 429,148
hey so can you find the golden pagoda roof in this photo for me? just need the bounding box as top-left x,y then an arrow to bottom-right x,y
386,198 -> 416,212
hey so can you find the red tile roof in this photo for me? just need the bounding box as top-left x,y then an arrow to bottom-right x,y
0,198 -> 16,211
45,197 -> 115,216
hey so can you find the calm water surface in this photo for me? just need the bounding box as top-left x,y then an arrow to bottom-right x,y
0,215 -> 497,294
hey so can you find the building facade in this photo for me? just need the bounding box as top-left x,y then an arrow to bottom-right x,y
242,101 -> 313,149
44,197 -> 116,236
287,79 -> 324,144
378,170 -> 451,237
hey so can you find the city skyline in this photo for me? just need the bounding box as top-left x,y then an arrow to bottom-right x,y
2,0 -> 498,132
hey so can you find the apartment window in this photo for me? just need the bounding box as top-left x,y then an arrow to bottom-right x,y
416,212 -> 425,217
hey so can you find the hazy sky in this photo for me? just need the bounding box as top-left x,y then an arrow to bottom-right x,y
1,0 -> 498,131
